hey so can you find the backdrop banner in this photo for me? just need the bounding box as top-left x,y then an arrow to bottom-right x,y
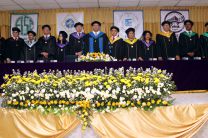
113,10 -> 144,39
160,10 -> 189,39
10,13 -> 38,40
56,12 -> 84,38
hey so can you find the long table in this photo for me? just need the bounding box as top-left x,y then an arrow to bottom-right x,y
0,60 -> 208,91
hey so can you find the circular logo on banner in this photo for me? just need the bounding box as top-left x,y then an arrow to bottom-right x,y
164,11 -> 185,33
120,13 -> 139,30
64,18 -> 75,29
15,15 -> 34,36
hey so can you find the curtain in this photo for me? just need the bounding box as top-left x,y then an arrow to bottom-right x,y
0,104 -> 208,138
0,6 -> 208,39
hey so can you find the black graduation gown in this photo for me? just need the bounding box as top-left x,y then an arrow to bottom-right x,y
56,42 -> 69,62
4,37 -> 25,61
124,39 -> 140,59
68,32 -> 85,55
0,37 -> 5,63
200,33 -> 208,58
83,32 -> 109,55
156,32 -> 179,59
179,31 -> 201,58
109,38 -> 124,60
37,36 -> 56,62
138,40 -> 157,60
22,41 -> 38,61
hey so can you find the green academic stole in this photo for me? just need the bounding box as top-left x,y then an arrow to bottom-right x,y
203,32 -> 208,38
183,31 -> 197,37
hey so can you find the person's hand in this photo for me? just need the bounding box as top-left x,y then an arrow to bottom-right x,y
123,58 -> 127,61
5,58 -> 11,63
41,52 -> 49,58
138,57 -> 144,61
158,57 -> 163,61
176,55 -> 180,60
75,51 -> 82,57
187,52 -> 194,57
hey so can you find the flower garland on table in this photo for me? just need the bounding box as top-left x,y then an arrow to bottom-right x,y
1,67 -> 176,130
78,52 -> 114,62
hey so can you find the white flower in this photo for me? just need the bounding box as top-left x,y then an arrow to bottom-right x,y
56,94 -> 60,98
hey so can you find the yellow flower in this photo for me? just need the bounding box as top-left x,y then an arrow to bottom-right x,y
20,102 -> 24,106
157,99 -> 161,104
112,102 -> 116,106
145,78 -> 150,84
162,101 -> 168,105
101,102 -> 104,107
127,101 -> 131,105
137,101 -> 141,105
7,100 -> 12,105
147,102 -> 151,106
107,101 -> 111,106
96,102 -> 101,107
154,78 -> 160,84
151,100 -> 155,104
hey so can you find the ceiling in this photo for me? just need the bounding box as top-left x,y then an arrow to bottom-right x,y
0,0 -> 207,11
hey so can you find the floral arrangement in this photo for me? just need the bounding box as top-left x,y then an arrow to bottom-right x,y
1,67 -> 175,130
78,52 -> 113,62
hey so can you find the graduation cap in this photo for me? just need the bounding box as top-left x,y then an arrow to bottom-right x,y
125,28 -> 135,35
91,21 -> 101,26
184,20 -> 194,26
27,31 -> 36,36
59,31 -> 68,39
74,22 -> 84,28
12,27 -> 21,33
110,26 -> 119,32
161,21 -> 171,26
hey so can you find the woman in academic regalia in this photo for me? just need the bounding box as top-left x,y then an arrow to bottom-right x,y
123,28 -> 140,61
138,31 -> 157,61
200,22 -> 208,59
108,26 -> 124,60
156,21 -> 180,60
56,31 -> 69,62
0,35 -> 5,63
22,31 -> 38,62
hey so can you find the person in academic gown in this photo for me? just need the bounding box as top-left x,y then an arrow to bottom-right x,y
108,26 -> 124,60
37,25 -> 56,62
138,31 -> 157,61
156,21 -> 180,60
200,22 -> 208,59
4,27 -> 25,63
22,31 -> 38,62
68,22 -> 85,56
179,20 -> 201,59
56,31 -> 69,62
0,36 -> 5,63
83,21 -> 109,54
123,28 -> 140,61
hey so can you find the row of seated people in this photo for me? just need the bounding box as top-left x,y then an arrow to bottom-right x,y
0,20 -> 208,63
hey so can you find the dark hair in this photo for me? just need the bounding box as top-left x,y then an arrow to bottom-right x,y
42,24 -> 51,30
205,22 -> 208,27
161,21 -> 171,26
12,27 -> 21,32
91,21 -> 101,26
184,20 -> 194,26
74,22 -> 84,28
125,28 -> 135,35
27,31 -> 36,36
110,26 -> 119,32
58,31 -> 68,44
142,30 -> 152,40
